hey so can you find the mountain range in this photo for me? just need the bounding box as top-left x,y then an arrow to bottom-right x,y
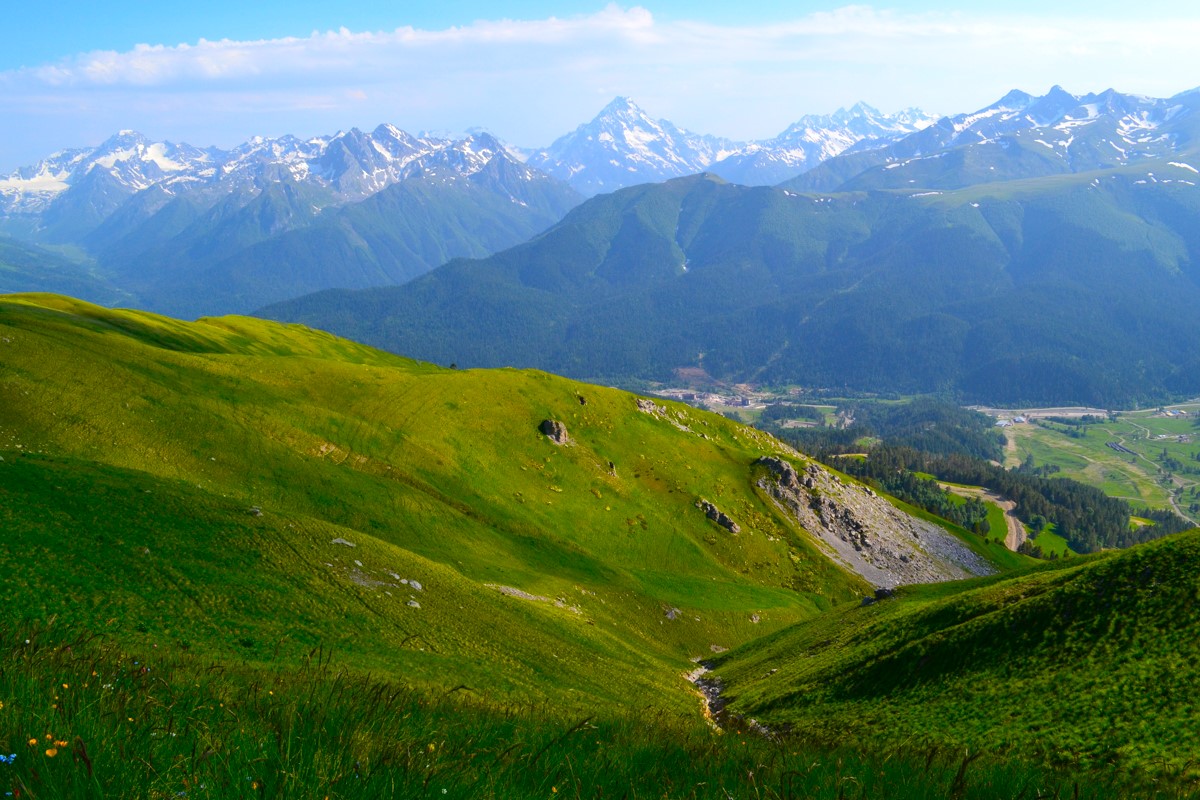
0,96 -> 935,317
262,159 -> 1200,407
526,96 -> 936,195
0,128 -> 582,316
4,86 -> 1200,405
792,85 -> 1200,192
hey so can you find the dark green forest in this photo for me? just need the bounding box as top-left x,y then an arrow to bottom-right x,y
262,169 -> 1200,407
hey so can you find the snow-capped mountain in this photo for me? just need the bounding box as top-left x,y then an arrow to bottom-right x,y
528,97 -> 936,195
708,102 -> 937,186
0,126 -> 548,218
527,97 -> 742,196
0,131 -> 222,215
790,86 -> 1200,192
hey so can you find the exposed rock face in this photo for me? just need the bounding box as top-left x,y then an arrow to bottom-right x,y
754,456 -> 996,588
637,398 -> 664,414
538,419 -> 571,445
696,498 -> 741,533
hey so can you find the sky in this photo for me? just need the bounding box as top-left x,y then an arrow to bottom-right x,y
3,1 -> 1200,171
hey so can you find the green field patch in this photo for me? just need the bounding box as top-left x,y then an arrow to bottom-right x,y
1028,522 -> 1074,557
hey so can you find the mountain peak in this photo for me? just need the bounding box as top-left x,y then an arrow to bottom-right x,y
845,101 -> 882,118
601,95 -> 640,113
98,130 -> 148,149
994,89 -> 1035,109
594,96 -> 653,125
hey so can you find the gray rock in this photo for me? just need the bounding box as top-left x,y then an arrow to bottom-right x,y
539,419 -> 571,445
331,538 -> 356,547
696,498 -> 741,533
755,456 -> 799,488
756,453 -> 997,588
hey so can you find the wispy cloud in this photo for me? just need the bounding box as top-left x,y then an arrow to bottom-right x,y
3,4 -> 1199,170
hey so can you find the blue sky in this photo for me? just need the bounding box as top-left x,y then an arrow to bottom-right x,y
3,1 -> 1200,170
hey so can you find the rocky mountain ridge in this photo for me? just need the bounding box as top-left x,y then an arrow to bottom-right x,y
0,127 -> 545,218
790,85 -> 1200,191
528,96 -> 936,194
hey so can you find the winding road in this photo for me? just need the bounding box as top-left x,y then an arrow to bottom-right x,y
939,483 -> 1027,551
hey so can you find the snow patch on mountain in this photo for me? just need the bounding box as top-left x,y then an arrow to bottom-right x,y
0,126 -> 547,216
529,97 -> 937,194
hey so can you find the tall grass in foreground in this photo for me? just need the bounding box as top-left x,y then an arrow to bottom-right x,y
0,624 -> 1192,800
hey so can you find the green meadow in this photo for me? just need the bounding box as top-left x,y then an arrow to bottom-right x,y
713,529 -> 1200,790
0,293 -> 889,713
1004,411 -> 1200,520
2,293 -> 1197,798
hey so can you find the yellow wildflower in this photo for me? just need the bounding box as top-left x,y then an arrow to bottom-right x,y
45,747 -> 58,757
27,738 -> 37,746
55,740 -> 68,747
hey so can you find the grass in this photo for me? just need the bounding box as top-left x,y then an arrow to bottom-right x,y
4,292 -> 1174,795
1,622 -> 1183,800
712,529 -> 1200,788
941,489 -> 1013,547
1,292 -> 938,713
1028,522 -> 1074,557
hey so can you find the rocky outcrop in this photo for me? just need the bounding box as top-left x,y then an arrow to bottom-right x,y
696,498 -> 741,533
538,419 -> 571,445
755,456 -> 996,588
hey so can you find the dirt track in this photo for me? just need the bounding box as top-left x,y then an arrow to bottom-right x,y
939,483 -> 1027,551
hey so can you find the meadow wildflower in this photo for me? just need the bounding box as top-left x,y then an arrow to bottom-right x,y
45,747 -> 58,757
0,753 -> 16,764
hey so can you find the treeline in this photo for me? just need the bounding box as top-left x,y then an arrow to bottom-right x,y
1131,507 -> 1195,538
760,403 -> 826,424
763,397 -> 1004,461
853,467 -> 991,534
821,444 -> 1184,554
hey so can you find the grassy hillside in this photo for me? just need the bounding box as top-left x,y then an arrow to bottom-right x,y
1,293 -> 1190,797
711,529 -> 1200,781
0,620 -> 1147,800
0,292 -> 899,714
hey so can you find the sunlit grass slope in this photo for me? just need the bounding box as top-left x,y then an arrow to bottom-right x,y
713,529 -> 1200,778
0,292 -> 885,712
0,624 -> 1145,800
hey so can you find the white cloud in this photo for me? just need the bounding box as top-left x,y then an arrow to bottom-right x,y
2,4 -> 1200,169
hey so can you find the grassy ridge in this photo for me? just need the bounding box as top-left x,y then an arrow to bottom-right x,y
0,293 -> 889,711
712,529 -> 1200,781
